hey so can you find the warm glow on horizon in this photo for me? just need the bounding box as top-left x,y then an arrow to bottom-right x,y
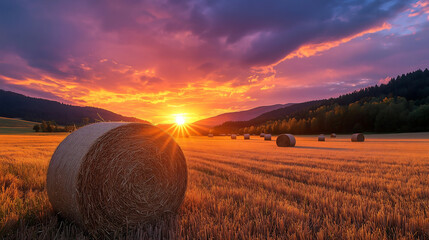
175,114 -> 186,125
162,113 -> 209,138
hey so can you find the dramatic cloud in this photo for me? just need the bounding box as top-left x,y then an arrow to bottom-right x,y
0,0 -> 428,123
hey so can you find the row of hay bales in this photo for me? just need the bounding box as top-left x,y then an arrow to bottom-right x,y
229,133 -> 273,140
317,133 -> 364,142
259,133 -> 271,140
218,132 -> 365,145
318,133 -> 338,141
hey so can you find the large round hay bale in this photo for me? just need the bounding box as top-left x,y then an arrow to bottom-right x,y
351,133 -> 365,142
231,134 -> 237,139
243,134 -> 250,139
330,133 -> 336,138
264,134 -> 272,141
208,133 -> 214,137
259,133 -> 265,137
47,122 -> 188,234
276,134 -> 296,147
318,134 -> 325,141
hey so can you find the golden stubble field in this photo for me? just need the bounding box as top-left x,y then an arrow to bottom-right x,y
0,133 -> 428,239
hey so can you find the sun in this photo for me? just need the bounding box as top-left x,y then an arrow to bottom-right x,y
175,115 -> 185,125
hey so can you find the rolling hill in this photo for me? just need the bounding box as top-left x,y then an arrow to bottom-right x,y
193,103 -> 294,127
0,89 -> 148,125
0,116 -> 39,127
0,117 -> 40,134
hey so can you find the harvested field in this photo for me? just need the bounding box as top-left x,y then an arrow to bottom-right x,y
1,133 -> 428,239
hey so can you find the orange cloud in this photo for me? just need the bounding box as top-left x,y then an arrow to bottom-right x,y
378,77 -> 391,85
409,0 -> 429,17
283,22 -> 391,61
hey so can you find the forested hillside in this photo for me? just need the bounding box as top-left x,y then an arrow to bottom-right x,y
214,69 -> 429,134
0,90 -> 147,125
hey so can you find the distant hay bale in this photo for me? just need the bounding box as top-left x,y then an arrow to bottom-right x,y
276,134 -> 296,147
318,134 -> 325,141
351,133 -> 365,142
46,122 -> 188,235
259,133 -> 265,137
264,134 -> 272,141
330,133 -> 336,138
231,134 -> 237,139
243,134 -> 250,140
208,133 -> 214,137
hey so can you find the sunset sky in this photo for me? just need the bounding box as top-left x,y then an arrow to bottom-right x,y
1,0 -> 429,124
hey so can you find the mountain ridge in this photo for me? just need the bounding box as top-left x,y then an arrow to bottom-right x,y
194,103 -> 294,127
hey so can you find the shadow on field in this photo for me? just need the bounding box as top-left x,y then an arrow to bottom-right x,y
0,212 -> 88,240
295,146 -> 348,151
1,212 -> 179,240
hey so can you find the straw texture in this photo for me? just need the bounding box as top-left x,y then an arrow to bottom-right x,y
47,122 -> 187,234
351,133 -> 365,142
264,134 -> 272,141
276,134 -> 296,147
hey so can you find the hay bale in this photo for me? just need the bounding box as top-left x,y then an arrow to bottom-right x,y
276,134 -> 296,147
47,122 -> 188,234
231,134 -> 237,139
243,134 -> 250,140
330,133 -> 336,138
208,133 -> 214,137
318,134 -> 325,141
264,134 -> 272,141
259,133 -> 265,137
351,133 -> 365,142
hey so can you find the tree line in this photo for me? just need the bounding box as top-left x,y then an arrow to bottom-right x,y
32,117 -> 91,132
238,97 -> 429,135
